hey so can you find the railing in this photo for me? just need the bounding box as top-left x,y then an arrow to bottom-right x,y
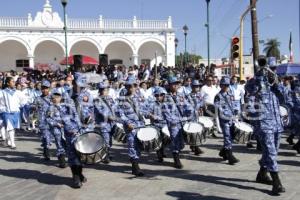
103,19 -> 133,29
0,17 -> 171,30
0,17 -> 28,27
137,20 -> 168,29
68,18 -> 99,29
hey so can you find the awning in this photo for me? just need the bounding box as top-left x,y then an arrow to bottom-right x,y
60,55 -> 99,65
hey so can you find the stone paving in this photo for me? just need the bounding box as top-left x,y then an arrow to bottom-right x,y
0,130 -> 299,200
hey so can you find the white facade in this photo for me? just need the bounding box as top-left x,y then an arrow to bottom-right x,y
0,0 -> 176,71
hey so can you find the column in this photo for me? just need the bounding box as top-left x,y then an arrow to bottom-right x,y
28,55 -> 34,69
132,54 -> 139,66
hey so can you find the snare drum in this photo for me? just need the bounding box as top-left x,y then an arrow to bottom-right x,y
279,105 -> 289,127
112,123 -> 127,143
183,122 -> 205,146
161,125 -> 171,145
137,127 -> 162,152
74,131 -> 107,165
233,121 -> 253,144
198,116 -> 214,136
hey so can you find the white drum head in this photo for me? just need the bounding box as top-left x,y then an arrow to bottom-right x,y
279,106 -> 288,117
235,121 -> 253,133
137,127 -> 158,141
183,122 -> 203,134
162,126 -> 170,137
198,116 -> 214,128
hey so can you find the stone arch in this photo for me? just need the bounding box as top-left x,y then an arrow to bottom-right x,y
0,38 -> 30,71
32,37 -> 65,55
103,37 -> 136,53
69,39 -> 100,60
104,40 -> 135,67
137,40 -> 166,67
69,37 -> 102,54
136,38 -> 165,52
0,36 -> 31,54
33,40 -> 65,67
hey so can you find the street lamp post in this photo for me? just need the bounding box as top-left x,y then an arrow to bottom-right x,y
174,38 -> 179,66
206,0 -> 210,72
183,25 -> 189,67
61,0 -> 69,70
239,5 -> 252,80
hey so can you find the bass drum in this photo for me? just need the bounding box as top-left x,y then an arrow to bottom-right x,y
233,121 -> 253,144
112,123 -> 127,143
183,122 -> 205,146
74,131 -> 107,165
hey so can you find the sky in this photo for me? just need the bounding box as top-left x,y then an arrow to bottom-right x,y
0,0 -> 299,62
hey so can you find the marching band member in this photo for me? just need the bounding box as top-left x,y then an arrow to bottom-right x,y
0,80 -> 6,143
188,80 -> 205,155
46,90 -> 67,168
94,82 -> 117,164
0,77 -> 26,149
145,86 -> 168,162
46,90 -> 86,189
78,94 -> 95,132
161,76 -> 193,169
245,72 -> 285,195
287,82 -> 300,153
33,80 -> 53,160
116,77 -> 146,176
215,76 -> 240,165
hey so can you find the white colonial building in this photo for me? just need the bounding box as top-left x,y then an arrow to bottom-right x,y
0,0 -> 176,71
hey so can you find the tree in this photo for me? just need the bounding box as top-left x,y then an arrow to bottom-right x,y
175,53 -> 202,66
263,38 -> 281,60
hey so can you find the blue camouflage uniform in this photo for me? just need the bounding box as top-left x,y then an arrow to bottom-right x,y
116,78 -> 146,160
214,76 -> 238,150
33,80 -> 52,151
47,97 -> 82,166
94,82 -> 117,149
287,85 -> 300,138
245,75 -> 283,172
161,77 -> 193,153
187,80 -> 204,121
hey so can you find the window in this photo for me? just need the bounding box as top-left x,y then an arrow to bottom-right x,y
16,59 -> 29,68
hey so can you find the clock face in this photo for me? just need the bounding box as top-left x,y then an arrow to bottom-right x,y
42,11 -> 53,25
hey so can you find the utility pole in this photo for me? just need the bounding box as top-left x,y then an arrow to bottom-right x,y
206,0 -> 211,72
250,0 -> 259,73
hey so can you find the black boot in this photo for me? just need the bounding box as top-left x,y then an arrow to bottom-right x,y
270,172 -> 286,195
58,155 -> 67,168
190,145 -> 195,152
292,141 -> 300,154
219,148 -> 227,160
43,148 -> 50,161
256,167 -> 272,185
286,134 -> 295,145
194,146 -> 204,156
256,139 -> 262,151
77,166 -> 87,183
130,158 -> 144,177
173,153 -> 183,169
70,166 -> 82,189
225,149 -> 239,165
156,148 -> 164,163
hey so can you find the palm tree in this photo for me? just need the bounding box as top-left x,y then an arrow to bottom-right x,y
263,39 -> 281,60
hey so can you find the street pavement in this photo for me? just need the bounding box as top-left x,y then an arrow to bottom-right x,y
0,130 -> 299,200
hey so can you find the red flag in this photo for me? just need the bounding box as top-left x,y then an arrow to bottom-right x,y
289,32 -> 294,63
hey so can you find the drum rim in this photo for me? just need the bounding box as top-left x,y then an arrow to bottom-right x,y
75,131 -> 105,155
137,127 -> 159,141
183,122 -> 203,133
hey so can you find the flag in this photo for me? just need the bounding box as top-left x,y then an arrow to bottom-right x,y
289,32 -> 294,63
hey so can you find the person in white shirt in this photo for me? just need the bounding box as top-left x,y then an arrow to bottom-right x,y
229,76 -> 245,113
0,77 -> 26,149
200,75 -> 220,106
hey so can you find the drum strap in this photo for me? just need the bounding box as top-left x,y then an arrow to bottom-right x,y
220,92 -> 235,115
127,98 -> 144,122
170,95 -> 184,118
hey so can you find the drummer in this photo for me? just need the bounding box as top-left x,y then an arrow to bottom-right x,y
116,77 -> 146,176
144,86 -> 168,162
94,82 -> 117,164
188,79 -> 205,155
161,76 -> 193,169
214,76 -> 240,165
46,90 -> 87,189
